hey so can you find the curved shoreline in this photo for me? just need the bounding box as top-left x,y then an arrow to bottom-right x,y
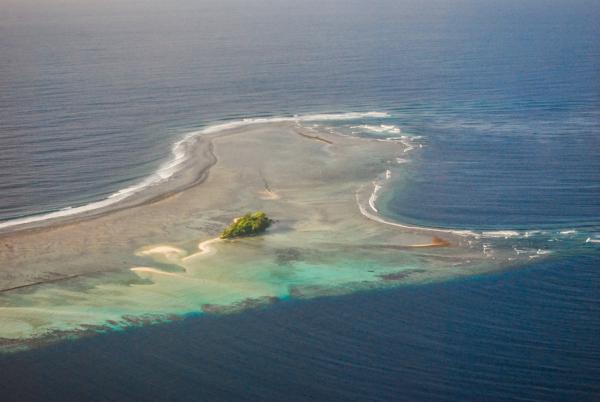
355,169 -> 580,241
0,138 -> 217,236
0,112 -> 387,236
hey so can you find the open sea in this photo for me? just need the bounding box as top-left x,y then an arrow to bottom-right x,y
1,0 -> 599,400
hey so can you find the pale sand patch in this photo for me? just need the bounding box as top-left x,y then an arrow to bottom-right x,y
258,190 -> 280,200
136,245 -> 187,262
130,267 -> 181,277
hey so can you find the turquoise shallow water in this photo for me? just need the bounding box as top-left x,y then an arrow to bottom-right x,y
1,254 -> 599,401
1,0 -> 600,399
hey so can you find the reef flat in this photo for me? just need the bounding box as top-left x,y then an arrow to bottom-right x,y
0,121 -> 530,352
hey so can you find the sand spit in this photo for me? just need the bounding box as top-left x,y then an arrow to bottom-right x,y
130,267 -> 181,277
182,238 -> 222,261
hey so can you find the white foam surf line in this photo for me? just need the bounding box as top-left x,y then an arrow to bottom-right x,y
356,190 -> 477,237
368,184 -> 382,213
356,155 -> 482,237
357,167 -> 477,237
480,230 -> 522,238
357,176 -> 531,239
368,169 -> 393,213
560,230 -> 577,235
372,135 -> 424,155
358,178 -> 583,240
351,124 -> 401,134
0,112 -> 390,231
199,112 -> 390,134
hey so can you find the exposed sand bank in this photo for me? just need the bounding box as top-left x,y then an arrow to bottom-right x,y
130,267 -> 181,277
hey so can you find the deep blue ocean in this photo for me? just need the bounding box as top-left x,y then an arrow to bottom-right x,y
1,0 -> 599,400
